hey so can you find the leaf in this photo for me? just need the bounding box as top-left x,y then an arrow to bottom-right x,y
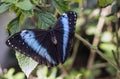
31,0 -> 40,5
0,3 -> 11,13
15,0 -> 33,10
71,0 -> 83,3
86,25 -> 97,35
16,52 -> 38,78
4,68 -> 15,79
13,72 -> 25,79
35,11 -> 56,29
16,9 -> 22,17
98,0 -> 114,7
6,17 -> 21,35
101,31 -> 112,42
48,67 -> 57,79
99,43 -> 116,58
52,0 -> 70,14
9,4 -> 17,12
1,0 -> 18,3
19,13 -> 25,25
37,66 -> 48,79
22,18 -> 36,29
111,1 -> 118,14
22,9 -> 34,17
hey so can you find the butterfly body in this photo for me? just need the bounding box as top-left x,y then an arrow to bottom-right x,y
6,11 -> 77,67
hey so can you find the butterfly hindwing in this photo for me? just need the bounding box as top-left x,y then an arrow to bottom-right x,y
6,11 -> 77,66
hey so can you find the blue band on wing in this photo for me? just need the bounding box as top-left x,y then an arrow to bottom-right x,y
20,30 -> 56,64
60,13 -> 69,61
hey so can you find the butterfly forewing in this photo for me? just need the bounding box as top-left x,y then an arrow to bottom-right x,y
53,11 -> 77,63
6,30 -> 56,66
6,11 -> 77,67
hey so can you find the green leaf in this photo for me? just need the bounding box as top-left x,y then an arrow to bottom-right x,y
6,17 -> 21,35
52,0 -> 70,14
71,0 -> 83,3
22,9 -> 34,17
86,25 -> 97,35
31,0 -> 40,5
15,0 -> 33,10
99,43 -> 116,58
0,3 -> 11,13
16,52 -> 38,78
3,68 -> 25,79
4,68 -> 15,79
19,13 -> 25,25
49,67 -> 57,79
1,0 -> 18,3
9,4 -> 17,12
16,9 -> 22,17
13,72 -> 25,79
37,66 -> 48,79
98,0 -> 114,7
35,11 -> 56,29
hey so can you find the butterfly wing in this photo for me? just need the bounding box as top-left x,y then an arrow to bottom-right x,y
52,11 -> 77,63
6,29 -> 59,66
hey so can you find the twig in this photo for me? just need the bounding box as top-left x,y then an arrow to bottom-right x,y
59,63 -> 68,76
93,63 -> 108,69
75,33 -> 118,70
116,71 -> 120,79
112,50 -> 120,69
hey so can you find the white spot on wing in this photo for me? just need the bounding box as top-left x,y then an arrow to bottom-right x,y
11,45 -> 14,47
9,42 -> 11,45
7,40 -> 10,42
7,40 -> 11,45
74,13 -> 76,17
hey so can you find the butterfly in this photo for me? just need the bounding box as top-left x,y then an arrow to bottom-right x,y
6,11 -> 77,67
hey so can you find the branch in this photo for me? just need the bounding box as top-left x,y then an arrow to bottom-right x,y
75,33 -> 118,70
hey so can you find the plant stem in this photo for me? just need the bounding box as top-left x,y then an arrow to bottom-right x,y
59,63 -> 68,76
93,63 -> 108,69
75,33 -> 118,70
116,70 -> 120,79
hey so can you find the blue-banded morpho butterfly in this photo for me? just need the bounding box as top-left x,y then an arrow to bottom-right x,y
6,11 -> 77,67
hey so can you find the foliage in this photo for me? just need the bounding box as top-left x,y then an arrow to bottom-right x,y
0,0 -> 120,79
16,52 -> 38,77
0,68 -> 25,79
